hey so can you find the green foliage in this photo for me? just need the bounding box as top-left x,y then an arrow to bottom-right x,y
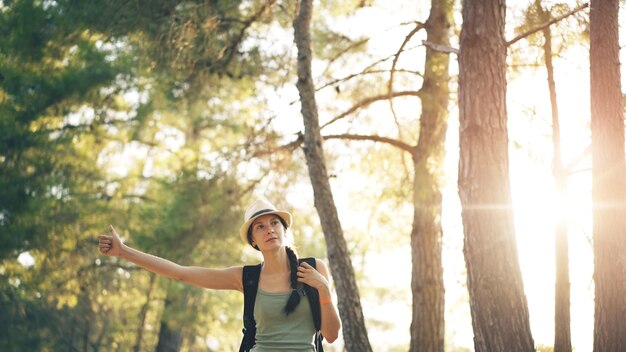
0,0 -> 269,350
0,0 -> 133,260
132,171 -> 243,259
0,282 -> 54,351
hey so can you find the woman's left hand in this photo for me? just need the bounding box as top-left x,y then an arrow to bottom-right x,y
296,261 -> 329,291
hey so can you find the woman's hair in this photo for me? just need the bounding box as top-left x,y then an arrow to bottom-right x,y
245,215 -> 301,315
284,245 -> 301,315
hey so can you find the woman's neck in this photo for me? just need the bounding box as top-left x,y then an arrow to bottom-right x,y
261,247 -> 289,274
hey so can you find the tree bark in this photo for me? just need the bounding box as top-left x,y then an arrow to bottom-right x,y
458,0 -> 535,350
589,0 -> 626,350
293,1 -> 373,351
409,0 -> 452,351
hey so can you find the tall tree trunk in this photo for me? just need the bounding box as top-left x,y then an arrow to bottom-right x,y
293,1 -> 373,351
458,0 -> 535,350
536,3 -> 572,350
409,0 -> 452,351
589,0 -> 626,350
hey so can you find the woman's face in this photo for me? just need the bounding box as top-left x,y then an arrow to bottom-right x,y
250,214 -> 286,251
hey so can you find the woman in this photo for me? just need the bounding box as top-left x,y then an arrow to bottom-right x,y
98,199 -> 341,351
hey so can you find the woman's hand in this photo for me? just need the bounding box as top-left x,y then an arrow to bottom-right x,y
296,261 -> 330,292
297,260 -> 341,342
98,225 -> 123,257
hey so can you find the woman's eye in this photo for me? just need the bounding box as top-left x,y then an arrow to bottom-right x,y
271,220 -> 278,226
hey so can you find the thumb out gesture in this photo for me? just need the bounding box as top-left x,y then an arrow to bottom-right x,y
98,225 -> 123,257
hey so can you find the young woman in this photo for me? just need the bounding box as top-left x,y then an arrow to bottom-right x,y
98,199 -> 341,351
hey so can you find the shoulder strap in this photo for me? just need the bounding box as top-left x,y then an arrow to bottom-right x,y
300,257 -> 325,352
299,257 -> 321,330
240,264 -> 262,352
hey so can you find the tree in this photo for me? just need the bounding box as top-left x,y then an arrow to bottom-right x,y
0,0 -> 129,260
509,3 -> 591,350
290,1 -> 453,349
539,4 -> 572,350
530,3 -> 572,350
589,0 -> 626,350
458,0 -> 535,350
0,1 -> 270,350
542,9 -> 571,350
408,0 -> 453,351
515,2 -> 574,351
293,1 -> 373,351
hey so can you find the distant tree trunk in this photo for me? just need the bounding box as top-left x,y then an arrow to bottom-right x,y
155,286 -> 187,352
155,319 -> 182,352
83,309 -> 92,351
409,0 -> 452,351
589,0 -> 626,350
546,30 -> 572,352
93,314 -> 109,352
134,272 -> 156,352
156,320 -> 183,352
458,0 -> 535,350
535,3 -> 572,351
293,1 -> 373,351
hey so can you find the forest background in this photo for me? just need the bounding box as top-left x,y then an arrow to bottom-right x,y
1,0 -> 625,351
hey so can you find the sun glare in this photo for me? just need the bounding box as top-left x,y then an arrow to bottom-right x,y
505,37 -> 595,350
265,1 -> 621,350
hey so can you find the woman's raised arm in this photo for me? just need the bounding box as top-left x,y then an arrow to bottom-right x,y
98,225 -> 243,292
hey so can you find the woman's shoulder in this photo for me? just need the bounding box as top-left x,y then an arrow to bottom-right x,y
313,258 -> 330,275
313,258 -> 325,266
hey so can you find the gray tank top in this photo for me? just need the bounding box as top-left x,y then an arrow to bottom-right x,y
250,288 -> 316,351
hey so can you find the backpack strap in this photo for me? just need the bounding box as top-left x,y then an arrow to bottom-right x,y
300,257 -> 325,352
299,257 -> 321,330
240,264 -> 262,352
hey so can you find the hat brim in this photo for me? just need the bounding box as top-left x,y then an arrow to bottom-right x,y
239,210 -> 292,246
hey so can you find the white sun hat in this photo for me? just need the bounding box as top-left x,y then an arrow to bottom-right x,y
239,199 -> 293,246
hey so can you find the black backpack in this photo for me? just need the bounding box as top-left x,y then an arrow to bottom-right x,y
239,257 -> 324,352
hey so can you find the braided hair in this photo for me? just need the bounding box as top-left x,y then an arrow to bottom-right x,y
246,215 -> 302,315
284,245 -> 301,315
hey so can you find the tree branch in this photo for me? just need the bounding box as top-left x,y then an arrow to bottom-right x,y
247,131 -> 419,161
320,37 -> 370,78
360,44 -> 423,74
315,68 -> 422,94
323,133 -> 416,156
506,2 -> 589,47
249,132 -> 304,158
388,23 -> 425,96
221,0 -> 277,69
321,90 -> 421,129
422,40 -> 459,54
388,22 -> 425,137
